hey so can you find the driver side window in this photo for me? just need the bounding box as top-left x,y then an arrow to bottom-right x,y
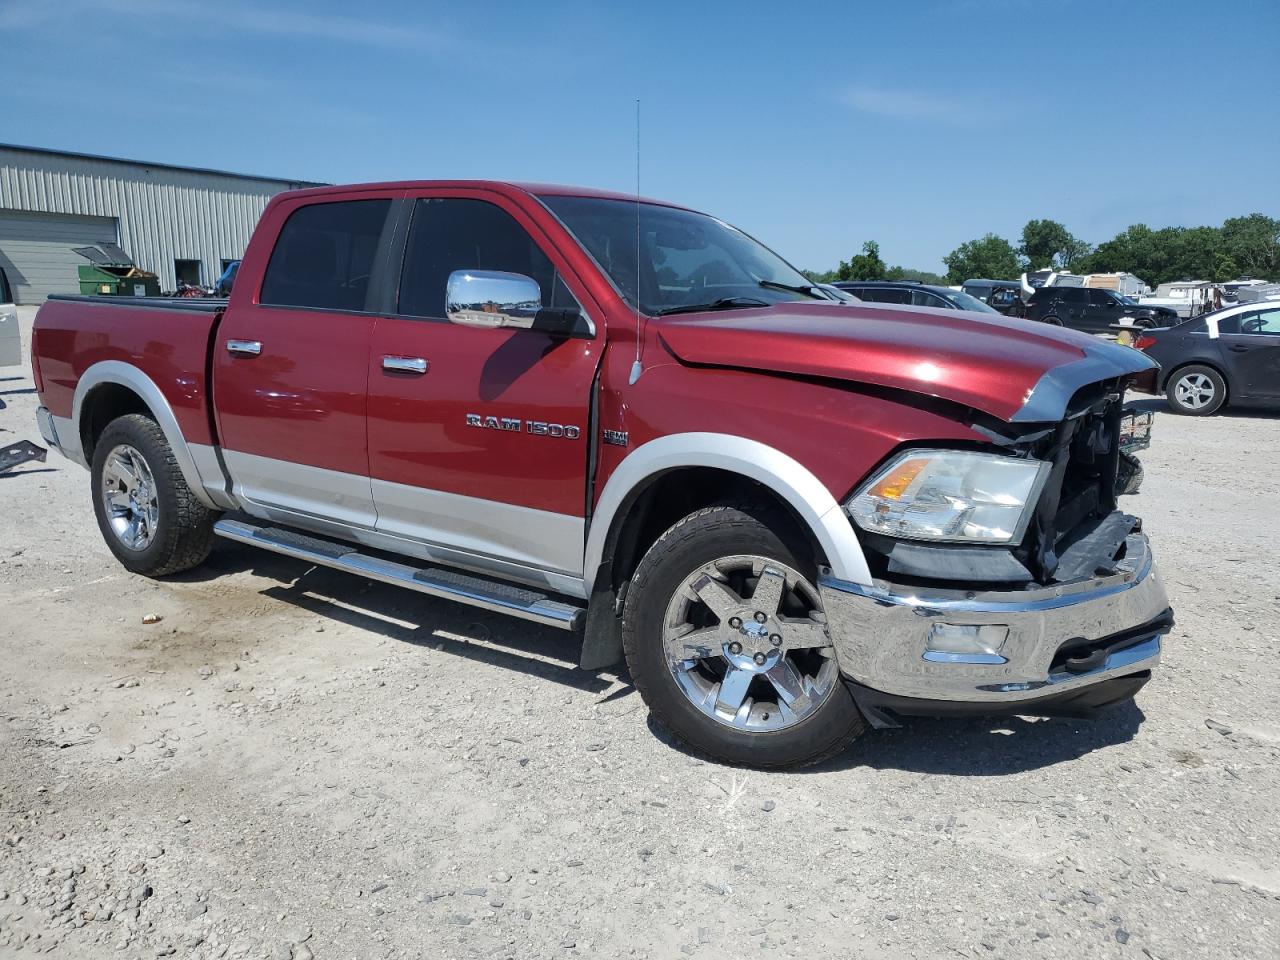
260,199 -> 392,312
397,198 -> 574,320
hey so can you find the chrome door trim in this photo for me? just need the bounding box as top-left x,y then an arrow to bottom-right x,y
225,339 -> 262,357
381,356 -> 429,374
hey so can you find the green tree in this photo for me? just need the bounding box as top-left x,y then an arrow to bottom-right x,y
1019,219 -> 1091,271
1082,224 -> 1238,285
1220,214 -> 1280,279
885,266 -> 946,284
837,241 -> 888,281
942,234 -> 1023,284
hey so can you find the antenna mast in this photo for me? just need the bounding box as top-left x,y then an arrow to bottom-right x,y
629,98 -> 644,385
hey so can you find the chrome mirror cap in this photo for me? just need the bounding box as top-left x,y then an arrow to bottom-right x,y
446,270 -> 542,330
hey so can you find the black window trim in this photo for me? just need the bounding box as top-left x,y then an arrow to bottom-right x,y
386,193 -> 597,338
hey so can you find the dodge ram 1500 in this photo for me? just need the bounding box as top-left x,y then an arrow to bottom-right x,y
31,181 -> 1172,768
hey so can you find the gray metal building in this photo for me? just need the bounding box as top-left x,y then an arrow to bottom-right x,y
0,144 -> 322,304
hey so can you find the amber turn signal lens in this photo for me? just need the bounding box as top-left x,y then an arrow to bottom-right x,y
868,457 -> 928,501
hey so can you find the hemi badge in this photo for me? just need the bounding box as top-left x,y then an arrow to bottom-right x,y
603,429 -> 629,447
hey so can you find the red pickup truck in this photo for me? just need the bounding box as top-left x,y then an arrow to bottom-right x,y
31,181 -> 1172,768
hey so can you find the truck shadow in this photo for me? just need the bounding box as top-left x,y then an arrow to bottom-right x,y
831,703 -> 1146,775
185,542 -> 1144,775
185,541 -> 627,699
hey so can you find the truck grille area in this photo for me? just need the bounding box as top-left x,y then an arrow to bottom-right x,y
1017,382 -> 1128,583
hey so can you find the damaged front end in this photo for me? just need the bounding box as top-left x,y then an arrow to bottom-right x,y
816,375 -> 1172,723
857,381 -> 1154,590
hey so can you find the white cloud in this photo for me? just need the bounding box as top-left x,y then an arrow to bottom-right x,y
838,85 -> 964,120
2,0 -> 444,51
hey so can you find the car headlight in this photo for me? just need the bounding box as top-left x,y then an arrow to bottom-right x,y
846,450 -> 1049,544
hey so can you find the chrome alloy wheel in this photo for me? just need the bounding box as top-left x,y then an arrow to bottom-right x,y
1174,372 -> 1216,410
100,444 -> 160,551
662,555 -> 839,732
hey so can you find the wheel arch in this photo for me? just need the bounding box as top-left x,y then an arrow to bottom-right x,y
73,361 -> 221,509
584,433 -> 872,597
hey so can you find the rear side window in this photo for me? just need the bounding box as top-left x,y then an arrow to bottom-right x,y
260,199 -> 391,312
398,198 -> 568,319
1087,289 -> 1115,305
1058,288 -> 1087,303
863,287 -> 911,305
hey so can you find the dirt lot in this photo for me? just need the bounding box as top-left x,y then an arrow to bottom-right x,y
2,304 -> 1278,960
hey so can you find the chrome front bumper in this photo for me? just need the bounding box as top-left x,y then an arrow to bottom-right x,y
818,533 -> 1169,705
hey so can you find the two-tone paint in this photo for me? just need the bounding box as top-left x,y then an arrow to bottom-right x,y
32,179 -> 1154,612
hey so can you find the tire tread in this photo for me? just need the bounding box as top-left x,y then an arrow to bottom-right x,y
92,414 -> 215,576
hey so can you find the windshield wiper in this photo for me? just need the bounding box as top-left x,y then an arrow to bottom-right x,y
657,297 -> 770,316
757,279 -> 824,299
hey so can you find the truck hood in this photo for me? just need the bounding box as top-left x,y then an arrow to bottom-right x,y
656,303 -> 1156,423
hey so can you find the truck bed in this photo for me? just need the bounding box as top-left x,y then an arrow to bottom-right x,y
32,295 -> 227,446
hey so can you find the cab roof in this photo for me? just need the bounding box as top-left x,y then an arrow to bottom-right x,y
278,179 -> 690,210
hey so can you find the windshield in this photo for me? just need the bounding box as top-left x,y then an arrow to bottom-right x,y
941,290 -> 998,313
540,195 -> 821,315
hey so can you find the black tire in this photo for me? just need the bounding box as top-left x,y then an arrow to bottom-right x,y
1165,364 -> 1226,416
1043,315 -> 1064,326
622,503 -> 867,769
1133,317 -> 1158,329
91,414 -> 216,576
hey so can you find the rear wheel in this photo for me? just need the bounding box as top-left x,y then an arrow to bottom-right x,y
622,503 -> 866,769
91,414 -> 215,576
1043,315 -> 1064,326
1166,365 -> 1226,416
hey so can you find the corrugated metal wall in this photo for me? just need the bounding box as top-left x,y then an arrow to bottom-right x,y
0,145 -> 317,293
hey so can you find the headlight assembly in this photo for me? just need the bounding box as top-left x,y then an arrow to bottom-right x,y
846,450 -> 1048,545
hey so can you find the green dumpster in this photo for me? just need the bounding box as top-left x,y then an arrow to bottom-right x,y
73,244 -> 161,297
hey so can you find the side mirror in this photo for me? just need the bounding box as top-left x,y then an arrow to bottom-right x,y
446,270 -> 590,337
447,270 -> 541,329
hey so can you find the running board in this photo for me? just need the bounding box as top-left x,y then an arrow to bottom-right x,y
213,518 -> 584,631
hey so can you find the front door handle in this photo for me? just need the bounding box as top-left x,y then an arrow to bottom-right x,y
226,339 -> 262,357
382,356 -> 429,374
1228,344 -> 1249,352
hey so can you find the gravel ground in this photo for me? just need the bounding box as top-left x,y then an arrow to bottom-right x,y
2,305 -> 1278,960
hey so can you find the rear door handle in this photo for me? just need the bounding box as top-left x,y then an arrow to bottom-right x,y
226,339 -> 262,357
382,356 -> 429,374
1228,345 -> 1250,352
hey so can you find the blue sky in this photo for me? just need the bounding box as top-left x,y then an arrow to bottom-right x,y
3,0 -> 1278,273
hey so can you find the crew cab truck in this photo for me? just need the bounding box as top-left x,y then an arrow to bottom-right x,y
31,181 -> 1173,769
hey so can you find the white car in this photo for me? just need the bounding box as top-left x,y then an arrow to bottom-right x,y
0,268 -> 19,367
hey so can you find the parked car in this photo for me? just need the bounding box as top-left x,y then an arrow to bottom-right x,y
961,279 -> 1026,317
815,283 -> 860,303
31,180 -> 1171,769
1026,286 -> 1179,333
1133,302 -> 1280,415
0,267 -> 19,367
833,281 -> 998,313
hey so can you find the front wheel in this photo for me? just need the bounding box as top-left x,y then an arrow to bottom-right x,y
91,414 -> 216,576
622,503 -> 866,769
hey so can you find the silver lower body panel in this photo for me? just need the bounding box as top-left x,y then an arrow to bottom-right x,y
818,533 -> 1170,704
